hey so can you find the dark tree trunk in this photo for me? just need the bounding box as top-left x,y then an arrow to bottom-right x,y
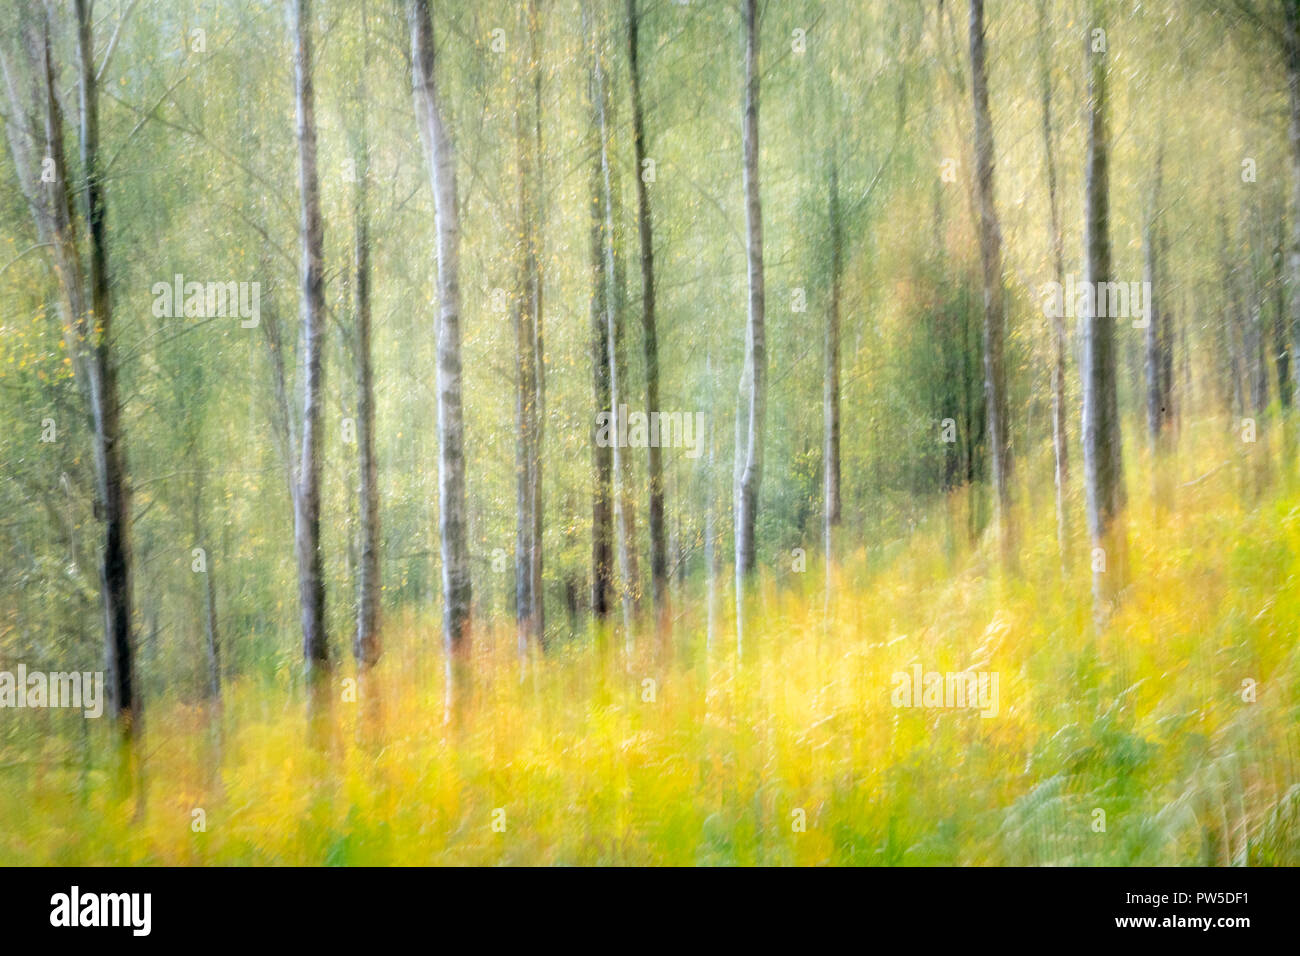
203,556 -> 220,692
1286,0 -> 1300,413
289,0 -> 328,681
735,0 -> 766,658
1227,230 -> 1248,422
192,472 -> 221,700
512,0 -> 546,657
1273,212 -> 1292,412
67,0 -> 136,730
528,0 -> 546,653
1247,203 -> 1272,494
352,14 -> 380,668
1081,6 -> 1127,612
1143,146 -> 1168,450
0,0 -> 138,735
823,154 -> 842,564
969,0 -> 1014,567
587,33 -> 614,621
1160,213 -> 1176,442
1037,0 -> 1069,568
591,6 -> 639,645
703,361 -> 718,653
513,100 -> 538,660
627,0 -> 668,638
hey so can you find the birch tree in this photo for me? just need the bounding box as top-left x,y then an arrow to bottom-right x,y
1036,0 -> 1070,566
1142,144 -> 1172,451
351,0 -> 380,669
592,2 -> 639,645
513,0 -> 546,656
823,154 -> 842,567
627,0 -> 668,639
1081,5 -> 1128,612
408,0 -> 472,709
0,0 -> 138,729
289,0 -> 328,683
1286,0 -> 1300,413
969,0 -> 1014,567
734,0 -> 766,657
587,5 -> 614,622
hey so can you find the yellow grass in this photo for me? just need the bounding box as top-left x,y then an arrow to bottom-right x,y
2,424 -> 1297,865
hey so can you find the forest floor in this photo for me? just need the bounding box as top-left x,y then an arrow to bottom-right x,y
2,422 -> 1299,865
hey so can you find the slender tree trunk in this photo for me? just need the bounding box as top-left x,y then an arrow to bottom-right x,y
627,0 -> 668,641
1081,6 -> 1127,614
704,384 -> 718,656
528,0 -> 546,652
734,0 -> 766,659
203,554 -> 220,689
352,13 -> 380,669
1162,289 -> 1177,443
1250,297 -> 1271,481
289,0 -> 328,683
408,0 -> 472,714
1227,235 -> 1248,422
66,0 -> 136,732
672,474 -> 684,595
969,0 -> 1014,568
1179,304 -> 1192,437
192,473 -> 221,700
0,0 -> 139,746
1273,211 -> 1292,415
588,45 -> 614,621
592,10 -> 638,647
1037,0 -> 1069,568
1161,228 -> 1176,438
1285,0 -> 1300,415
513,97 -> 539,661
1143,146 -> 1166,450
822,152 -> 842,627
823,154 -> 842,564
512,0 -> 546,657
1248,204 -> 1272,494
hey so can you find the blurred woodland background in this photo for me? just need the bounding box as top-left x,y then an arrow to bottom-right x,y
1,0 -> 1298,865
